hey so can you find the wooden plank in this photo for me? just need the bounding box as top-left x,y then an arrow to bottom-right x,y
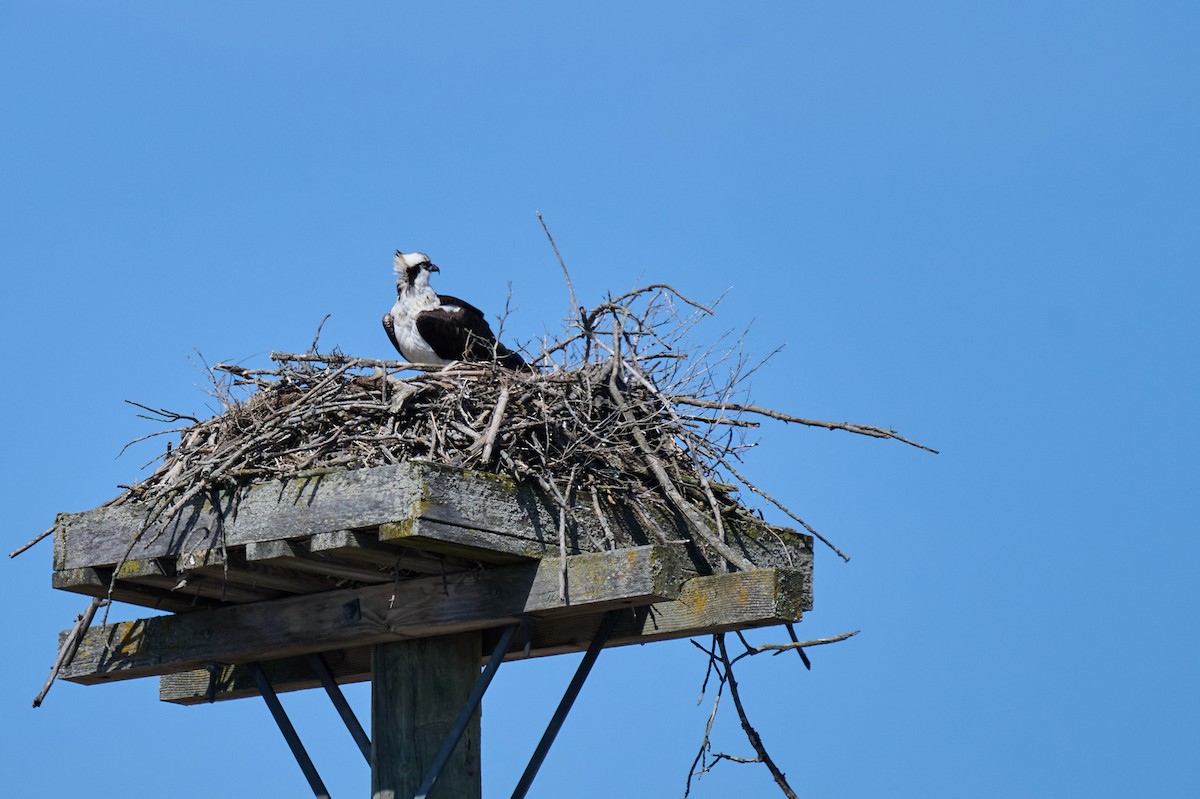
114,556 -> 177,583
58,555 -> 291,607
161,648 -> 374,704
306,529 -> 476,576
516,568 -> 810,656
53,462 -> 812,580
63,544 -> 687,686
159,567 -> 809,704
723,518 -> 815,592
407,472 -> 814,575
53,463 -> 428,570
371,633 -> 482,799
378,517 -> 545,563
52,567 -> 216,614
101,556 -> 283,604
246,539 -> 395,584
162,574 -> 285,604
412,468 -> 598,551
177,547 -> 346,594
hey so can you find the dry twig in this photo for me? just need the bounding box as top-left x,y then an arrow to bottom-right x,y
10,527 -> 53,559
33,597 -> 105,708
686,628 -> 859,797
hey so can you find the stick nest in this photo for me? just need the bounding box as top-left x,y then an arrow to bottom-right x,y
117,285 -> 933,566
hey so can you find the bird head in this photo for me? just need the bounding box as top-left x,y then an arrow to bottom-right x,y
394,250 -> 440,292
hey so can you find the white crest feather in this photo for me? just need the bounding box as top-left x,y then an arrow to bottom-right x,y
393,251 -> 432,274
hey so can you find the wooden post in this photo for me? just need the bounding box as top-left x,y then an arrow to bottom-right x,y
371,632 -> 482,799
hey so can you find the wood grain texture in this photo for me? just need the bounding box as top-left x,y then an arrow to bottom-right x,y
378,517 -> 545,563
515,568 -> 810,656
63,545 -> 687,685
246,539 -> 396,584
158,567 -> 809,704
53,463 -> 427,570
371,633 -> 482,799
307,529 -> 474,575
52,567 -> 215,614
52,462 -> 812,581
177,546 -> 346,594
160,647 -> 375,704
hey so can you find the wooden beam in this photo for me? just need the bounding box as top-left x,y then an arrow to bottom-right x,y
378,518 -> 542,563
249,533 -> 477,582
519,567 -> 811,655
51,462 -> 562,571
307,529 -> 475,575
63,545 -> 687,686
246,539 -> 394,584
52,462 -> 812,581
53,555 -> 289,609
52,567 -> 216,614
112,556 -> 283,604
161,648 -> 374,704
53,464 -> 427,570
371,633 -> 482,799
159,567 -> 808,704
177,547 -> 347,594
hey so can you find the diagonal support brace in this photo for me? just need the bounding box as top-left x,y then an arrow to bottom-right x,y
414,621 -> 523,799
252,662 -> 332,799
510,610 -> 622,799
306,653 -> 371,763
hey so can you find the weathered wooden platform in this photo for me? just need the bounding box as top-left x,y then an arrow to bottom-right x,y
51,460 -> 812,701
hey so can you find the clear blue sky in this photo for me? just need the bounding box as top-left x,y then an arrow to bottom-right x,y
3,3 -> 1197,797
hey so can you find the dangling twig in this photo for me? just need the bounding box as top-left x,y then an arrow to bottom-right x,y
716,633 -> 799,799
33,597 -> 106,708
686,627 -> 858,796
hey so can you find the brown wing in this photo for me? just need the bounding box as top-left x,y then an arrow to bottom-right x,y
416,304 -> 526,368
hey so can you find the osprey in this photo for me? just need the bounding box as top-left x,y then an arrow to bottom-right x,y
382,250 -> 526,369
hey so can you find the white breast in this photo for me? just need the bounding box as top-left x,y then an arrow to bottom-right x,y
389,289 -> 452,365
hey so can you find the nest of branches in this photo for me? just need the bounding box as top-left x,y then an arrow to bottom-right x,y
117,284 -> 932,568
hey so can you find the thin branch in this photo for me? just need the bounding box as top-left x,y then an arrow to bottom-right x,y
671,396 -> 938,454
123,400 -> 199,425
717,456 -> 851,562
785,623 -> 812,670
686,626 -> 858,796
607,337 -> 753,571
537,211 -> 581,327
308,313 -> 332,354
267,352 -> 427,370
478,386 -> 510,466
10,526 -> 53,559
717,633 -> 799,799
115,426 -> 191,459
727,629 -> 860,668
33,597 -> 105,708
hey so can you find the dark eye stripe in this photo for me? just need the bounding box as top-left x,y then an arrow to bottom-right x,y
407,266 -> 422,283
